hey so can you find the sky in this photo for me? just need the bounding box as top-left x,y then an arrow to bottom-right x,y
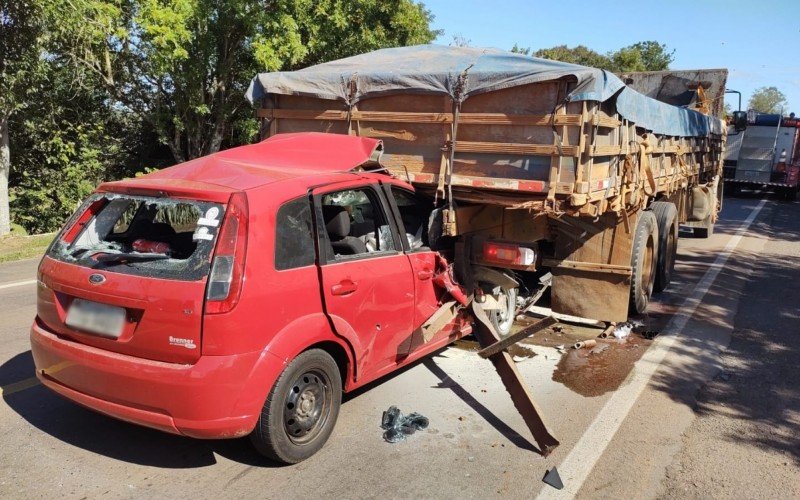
423,0 -> 800,113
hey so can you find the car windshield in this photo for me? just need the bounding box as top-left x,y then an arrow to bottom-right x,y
49,194 -> 224,281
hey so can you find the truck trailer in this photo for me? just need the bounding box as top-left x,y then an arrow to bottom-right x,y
247,45 -> 727,326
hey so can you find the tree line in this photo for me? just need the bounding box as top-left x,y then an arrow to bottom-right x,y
1,1 -> 787,236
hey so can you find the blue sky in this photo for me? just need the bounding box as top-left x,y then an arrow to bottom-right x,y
423,0 -> 800,113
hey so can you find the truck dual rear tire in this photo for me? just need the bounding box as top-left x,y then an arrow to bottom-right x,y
629,211 -> 659,316
651,201 -> 679,293
250,349 -> 342,464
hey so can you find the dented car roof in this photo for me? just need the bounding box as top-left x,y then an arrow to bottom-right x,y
101,133 -> 384,193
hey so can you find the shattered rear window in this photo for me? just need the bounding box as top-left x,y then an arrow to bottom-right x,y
49,194 -> 224,281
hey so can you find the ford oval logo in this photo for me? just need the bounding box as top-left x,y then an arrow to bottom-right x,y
88,274 -> 106,285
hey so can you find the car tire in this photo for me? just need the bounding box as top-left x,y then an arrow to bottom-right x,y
250,349 -> 342,464
629,211 -> 659,316
489,286 -> 517,338
651,201 -> 678,293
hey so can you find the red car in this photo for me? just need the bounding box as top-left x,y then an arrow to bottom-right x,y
31,133 -> 472,463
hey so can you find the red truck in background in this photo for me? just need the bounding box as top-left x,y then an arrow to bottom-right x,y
724,113 -> 800,200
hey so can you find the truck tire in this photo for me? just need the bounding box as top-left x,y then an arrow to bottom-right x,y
250,349 -> 342,464
629,211 -> 659,316
489,286 -> 517,338
651,201 -> 678,293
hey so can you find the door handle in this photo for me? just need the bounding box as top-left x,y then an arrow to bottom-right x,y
417,269 -> 433,280
331,279 -> 358,296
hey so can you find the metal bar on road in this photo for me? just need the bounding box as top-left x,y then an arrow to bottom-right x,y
477,316 -> 558,358
471,301 -> 560,456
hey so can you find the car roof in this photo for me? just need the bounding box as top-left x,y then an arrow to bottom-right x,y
101,133 -> 385,193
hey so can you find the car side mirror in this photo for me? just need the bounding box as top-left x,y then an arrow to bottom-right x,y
732,111 -> 748,132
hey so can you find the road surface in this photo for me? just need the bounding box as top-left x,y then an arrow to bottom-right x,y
1,193 -> 798,498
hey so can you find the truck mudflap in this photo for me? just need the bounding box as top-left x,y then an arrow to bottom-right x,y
470,300 -> 561,456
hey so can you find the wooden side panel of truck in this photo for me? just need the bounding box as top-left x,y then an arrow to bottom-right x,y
255,74 -> 725,322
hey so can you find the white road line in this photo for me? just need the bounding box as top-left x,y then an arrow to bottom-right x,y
537,198 -> 769,499
0,279 -> 37,290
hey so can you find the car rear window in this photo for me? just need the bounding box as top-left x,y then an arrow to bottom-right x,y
49,194 -> 224,281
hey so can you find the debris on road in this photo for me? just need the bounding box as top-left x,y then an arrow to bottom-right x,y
640,330 -> 660,340
542,467 -> 564,490
380,406 -> 430,443
525,306 -> 605,328
573,339 -> 597,350
613,323 -> 633,339
599,323 -> 616,338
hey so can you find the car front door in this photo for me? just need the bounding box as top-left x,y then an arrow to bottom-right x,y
313,180 -> 416,381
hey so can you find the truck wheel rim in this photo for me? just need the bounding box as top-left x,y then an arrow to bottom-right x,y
495,289 -> 515,333
284,369 -> 331,444
643,235 -> 655,295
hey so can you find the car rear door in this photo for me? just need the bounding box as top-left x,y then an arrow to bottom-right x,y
381,184 -> 450,348
312,180 -> 416,379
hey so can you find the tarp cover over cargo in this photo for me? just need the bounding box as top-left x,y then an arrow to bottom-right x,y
247,45 -> 724,137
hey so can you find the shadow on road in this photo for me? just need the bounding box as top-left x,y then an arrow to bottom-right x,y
649,194 -> 800,463
1,351 -> 279,468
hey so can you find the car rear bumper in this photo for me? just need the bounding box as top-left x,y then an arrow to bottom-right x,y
30,318 -> 285,439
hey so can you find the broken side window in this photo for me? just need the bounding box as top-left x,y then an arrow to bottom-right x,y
275,197 -> 315,270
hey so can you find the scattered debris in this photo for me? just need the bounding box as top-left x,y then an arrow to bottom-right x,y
468,456 -> 475,462
542,467 -> 564,490
589,344 -> 610,355
573,339 -> 597,350
555,344 -> 566,354
525,305 -> 605,328
380,406 -> 429,443
599,323 -> 616,338
613,323 -> 633,339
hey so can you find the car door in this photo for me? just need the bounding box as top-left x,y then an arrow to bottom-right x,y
381,184 -> 449,352
313,180 -> 416,380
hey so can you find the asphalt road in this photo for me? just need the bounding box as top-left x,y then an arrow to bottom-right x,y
1,194 -> 798,498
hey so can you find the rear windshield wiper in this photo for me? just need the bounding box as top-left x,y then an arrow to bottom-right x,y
92,252 -> 170,267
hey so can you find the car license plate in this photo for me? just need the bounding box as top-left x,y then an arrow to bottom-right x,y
66,299 -> 126,338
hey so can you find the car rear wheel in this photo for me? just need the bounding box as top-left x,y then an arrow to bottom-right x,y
250,349 -> 341,464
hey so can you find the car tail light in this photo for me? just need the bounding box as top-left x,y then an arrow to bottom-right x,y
206,192 -> 248,314
61,198 -> 108,244
483,241 -> 536,266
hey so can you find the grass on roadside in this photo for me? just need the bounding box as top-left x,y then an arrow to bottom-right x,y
0,233 -> 56,264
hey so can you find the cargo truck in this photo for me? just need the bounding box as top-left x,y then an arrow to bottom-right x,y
723,113 -> 800,200
247,45 -> 727,328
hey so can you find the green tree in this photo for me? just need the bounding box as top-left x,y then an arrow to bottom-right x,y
528,40 -> 674,73
533,45 -> 613,70
612,41 -> 674,72
510,43 -> 530,55
748,86 -> 788,114
0,0 -> 45,235
50,0 -> 441,163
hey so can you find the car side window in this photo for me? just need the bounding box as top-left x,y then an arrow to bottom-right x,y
320,188 -> 396,260
275,197 -> 316,270
389,187 -> 429,250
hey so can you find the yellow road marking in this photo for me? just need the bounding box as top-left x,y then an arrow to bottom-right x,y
0,361 -> 72,397
0,377 -> 40,396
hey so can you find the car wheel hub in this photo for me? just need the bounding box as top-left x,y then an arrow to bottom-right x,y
284,370 -> 329,443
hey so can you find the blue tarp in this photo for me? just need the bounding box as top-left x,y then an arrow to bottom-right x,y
247,44 -> 724,138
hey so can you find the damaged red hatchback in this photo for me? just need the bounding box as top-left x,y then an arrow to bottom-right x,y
30,133 -> 472,463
